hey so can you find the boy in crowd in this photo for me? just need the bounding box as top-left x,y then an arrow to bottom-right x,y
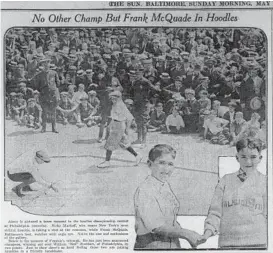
223,101 -> 237,128
212,100 -> 229,118
12,93 -> 27,125
87,90 -> 100,115
198,90 -> 211,132
56,92 -> 76,125
72,83 -> 88,105
76,97 -> 97,127
256,120 -> 266,149
148,102 -> 166,132
166,106 -> 185,134
229,112 -> 248,146
24,98 -> 42,129
203,110 -> 229,145
247,112 -> 261,130
33,90 -> 40,105
7,92 -> 17,120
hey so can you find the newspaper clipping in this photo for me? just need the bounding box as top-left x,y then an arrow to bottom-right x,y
1,1 -> 272,252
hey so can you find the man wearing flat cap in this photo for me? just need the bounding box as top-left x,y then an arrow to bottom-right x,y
34,57 -> 60,133
183,64 -> 204,90
163,76 -> 186,101
7,150 -> 58,197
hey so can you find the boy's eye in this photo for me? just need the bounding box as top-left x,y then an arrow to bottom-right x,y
159,161 -> 174,166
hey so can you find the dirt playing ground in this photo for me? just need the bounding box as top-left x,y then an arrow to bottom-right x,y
4,119 -> 236,216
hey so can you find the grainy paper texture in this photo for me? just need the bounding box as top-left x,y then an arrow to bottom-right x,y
1,1 -> 272,252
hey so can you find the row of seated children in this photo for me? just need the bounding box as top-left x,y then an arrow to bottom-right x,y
203,110 -> 266,146
7,93 -> 42,129
145,98 -> 265,147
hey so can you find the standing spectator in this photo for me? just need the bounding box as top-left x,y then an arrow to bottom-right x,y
35,58 -> 60,133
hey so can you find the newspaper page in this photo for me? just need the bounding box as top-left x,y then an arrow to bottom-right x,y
1,1 -> 272,252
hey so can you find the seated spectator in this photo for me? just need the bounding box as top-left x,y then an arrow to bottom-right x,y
67,84 -> 76,101
18,82 -> 34,101
223,101 -> 237,128
247,112 -> 261,130
72,83 -> 88,105
57,92 -> 76,125
229,111 -> 248,146
87,90 -> 100,115
148,102 -> 166,131
76,97 -> 97,127
198,90 -> 211,132
239,112 -> 262,142
7,92 -> 18,120
33,90 -> 40,105
24,98 -> 42,129
163,76 -> 186,100
256,120 -> 266,148
212,100 -> 229,118
203,110 -> 229,145
166,106 -> 185,134
12,93 -> 27,125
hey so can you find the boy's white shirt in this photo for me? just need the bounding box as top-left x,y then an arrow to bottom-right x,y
166,114 -> 185,128
204,117 -> 228,134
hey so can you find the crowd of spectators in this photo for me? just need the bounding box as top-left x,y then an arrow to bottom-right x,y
5,27 -> 267,147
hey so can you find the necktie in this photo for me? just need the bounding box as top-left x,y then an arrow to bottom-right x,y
237,168 -> 247,182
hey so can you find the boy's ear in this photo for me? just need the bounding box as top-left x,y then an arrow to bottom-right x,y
259,155 -> 263,160
147,160 -> 152,167
236,154 -> 239,161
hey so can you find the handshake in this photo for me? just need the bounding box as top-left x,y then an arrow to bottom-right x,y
185,229 -> 213,248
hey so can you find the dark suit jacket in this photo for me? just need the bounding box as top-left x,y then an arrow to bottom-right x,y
183,73 -> 204,89
223,111 -> 236,128
35,70 -> 60,105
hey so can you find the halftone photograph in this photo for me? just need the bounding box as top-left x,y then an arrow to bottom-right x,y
3,25 -> 268,249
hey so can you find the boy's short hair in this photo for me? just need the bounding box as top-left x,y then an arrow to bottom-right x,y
210,110 -> 218,115
148,144 -> 176,162
236,138 -> 262,153
235,111 -> 244,118
251,112 -> 261,119
213,100 -> 221,105
156,102 -> 163,107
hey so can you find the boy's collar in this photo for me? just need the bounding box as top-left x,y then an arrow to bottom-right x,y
237,168 -> 258,182
149,175 -> 167,188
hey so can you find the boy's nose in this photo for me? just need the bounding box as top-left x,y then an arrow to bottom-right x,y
245,158 -> 252,165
